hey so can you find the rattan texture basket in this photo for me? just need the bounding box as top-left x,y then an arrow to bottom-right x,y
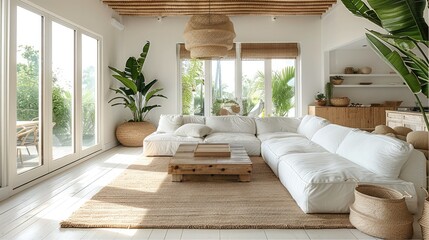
116,122 -> 156,147
330,97 -> 350,107
419,188 -> 429,239
349,184 -> 413,239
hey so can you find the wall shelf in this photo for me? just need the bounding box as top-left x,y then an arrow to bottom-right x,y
334,84 -> 406,88
329,74 -> 398,77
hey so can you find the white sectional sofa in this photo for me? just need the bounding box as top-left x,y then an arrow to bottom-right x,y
143,114 -> 427,214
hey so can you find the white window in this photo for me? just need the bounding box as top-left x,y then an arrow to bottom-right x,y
179,43 -> 298,117
11,2 -> 101,185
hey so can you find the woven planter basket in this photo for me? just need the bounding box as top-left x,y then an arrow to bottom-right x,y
115,121 -> 156,147
419,189 -> 429,239
349,184 -> 413,239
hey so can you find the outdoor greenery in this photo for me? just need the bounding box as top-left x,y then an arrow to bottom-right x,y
181,61 -> 296,116
17,45 -> 96,142
109,41 -> 167,122
341,0 -> 429,129
181,59 -> 204,115
268,66 -> 296,116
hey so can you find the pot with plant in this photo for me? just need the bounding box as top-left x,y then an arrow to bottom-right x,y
315,92 -> 327,106
109,41 -> 167,147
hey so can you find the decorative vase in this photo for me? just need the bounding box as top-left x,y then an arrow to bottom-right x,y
115,121 -> 156,147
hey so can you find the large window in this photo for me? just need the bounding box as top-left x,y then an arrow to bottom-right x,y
12,2 -> 101,185
0,0 -> 5,188
179,43 -> 298,117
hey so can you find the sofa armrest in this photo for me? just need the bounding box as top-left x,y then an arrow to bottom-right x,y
400,149 -> 427,214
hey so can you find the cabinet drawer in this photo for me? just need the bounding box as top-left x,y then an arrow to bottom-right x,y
386,112 -> 404,119
403,114 -> 423,123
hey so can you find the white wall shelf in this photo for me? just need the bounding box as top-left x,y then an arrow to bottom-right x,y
329,74 -> 398,77
334,84 -> 406,88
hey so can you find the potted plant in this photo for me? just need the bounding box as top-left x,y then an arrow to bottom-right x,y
315,92 -> 327,106
108,41 -> 167,147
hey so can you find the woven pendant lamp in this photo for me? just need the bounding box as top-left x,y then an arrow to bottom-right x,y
183,13 -> 235,59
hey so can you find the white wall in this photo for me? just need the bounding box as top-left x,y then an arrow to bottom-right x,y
119,15 -> 322,121
25,0 -> 122,149
321,3 -> 428,108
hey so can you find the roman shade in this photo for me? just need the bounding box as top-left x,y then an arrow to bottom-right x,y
241,43 -> 299,59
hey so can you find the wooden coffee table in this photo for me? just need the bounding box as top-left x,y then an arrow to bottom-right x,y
168,143 -> 252,182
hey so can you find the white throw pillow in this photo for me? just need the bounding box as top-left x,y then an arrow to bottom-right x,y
174,124 -> 212,138
156,114 -> 183,133
311,124 -> 354,153
297,115 -> 330,139
336,129 -> 413,178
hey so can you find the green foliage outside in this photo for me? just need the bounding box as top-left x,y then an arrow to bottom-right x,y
17,45 -> 96,143
271,66 -> 295,116
242,73 -> 264,115
181,59 -> 204,115
253,66 -> 295,116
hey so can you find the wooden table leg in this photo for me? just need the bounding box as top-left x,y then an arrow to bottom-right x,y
172,174 -> 183,182
238,174 -> 251,182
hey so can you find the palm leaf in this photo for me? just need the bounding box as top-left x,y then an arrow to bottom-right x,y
367,0 -> 428,41
108,66 -> 125,77
141,79 -> 157,96
340,0 -> 381,26
145,88 -> 167,102
112,75 -> 138,93
366,33 -> 421,94
137,41 -> 150,72
142,105 -> 160,113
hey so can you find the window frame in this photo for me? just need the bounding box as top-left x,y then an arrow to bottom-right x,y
178,43 -> 299,117
8,1 -> 103,187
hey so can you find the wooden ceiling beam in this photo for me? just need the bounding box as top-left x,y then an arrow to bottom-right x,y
102,0 -> 336,16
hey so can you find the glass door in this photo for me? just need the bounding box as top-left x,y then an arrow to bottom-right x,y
10,2 -> 101,187
15,6 -> 44,175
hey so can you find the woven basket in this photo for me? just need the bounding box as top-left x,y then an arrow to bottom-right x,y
349,184 -> 413,239
330,97 -> 350,107
115,121 -> 156,147
419,188 -> 429,239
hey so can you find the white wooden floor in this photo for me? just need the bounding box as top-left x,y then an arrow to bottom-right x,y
0,146 -> 420,240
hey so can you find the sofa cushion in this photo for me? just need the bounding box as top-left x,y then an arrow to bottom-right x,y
206,116 -> 256,134
255,117 -> 301,135
297,115 -> 330,139
311,124 -> 354,153
174,123 -> 212,138
156,114 -> 183,133
277,152 -> 417,213
143,132 -> 203,156
257,132 -> 304,142
336,130 -> 413,178
204,132 -> 261,156
183,115 -> 205,124
261,137 -> 327,176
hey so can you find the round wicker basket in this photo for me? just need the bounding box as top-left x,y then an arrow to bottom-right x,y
116,121 -> 156,147
419,189 -> 429,239
349,184 -> 413,239
330,97 -> 350,107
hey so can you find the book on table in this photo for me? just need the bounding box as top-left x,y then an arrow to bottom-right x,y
193,143 -> 231,157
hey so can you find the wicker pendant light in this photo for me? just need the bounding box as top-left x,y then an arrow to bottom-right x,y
183,1 -> 235,59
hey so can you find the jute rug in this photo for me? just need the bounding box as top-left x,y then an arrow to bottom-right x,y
61,157 -> 352,229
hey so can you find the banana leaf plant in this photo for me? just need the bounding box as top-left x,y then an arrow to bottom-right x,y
341,0 -> 429,130
108,41 -> 167,122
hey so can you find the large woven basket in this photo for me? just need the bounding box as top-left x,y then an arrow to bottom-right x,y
349,184 -> 413,239
116,121 -> 156,147
419,188 -> 429,239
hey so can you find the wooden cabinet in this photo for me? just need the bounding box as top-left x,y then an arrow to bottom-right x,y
386,111 -> 428,131
308,106 -> 396,130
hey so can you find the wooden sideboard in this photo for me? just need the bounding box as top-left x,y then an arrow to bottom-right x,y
308,106 -> 396,130
386,110 -> 428,131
